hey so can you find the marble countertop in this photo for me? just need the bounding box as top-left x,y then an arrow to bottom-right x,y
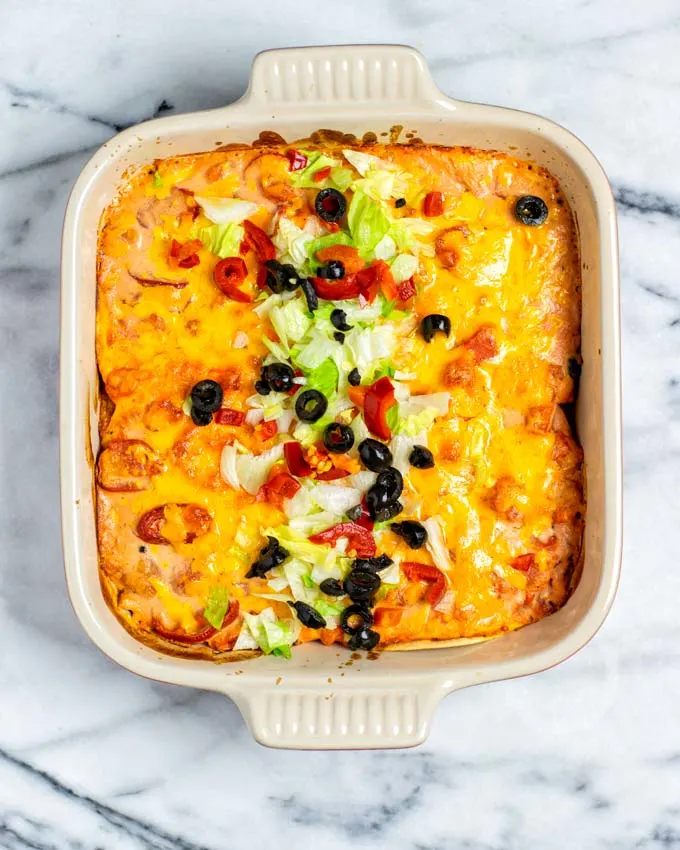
1,0 -> 678,846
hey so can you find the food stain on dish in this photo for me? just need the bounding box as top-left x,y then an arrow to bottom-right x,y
95,139 -> 584,663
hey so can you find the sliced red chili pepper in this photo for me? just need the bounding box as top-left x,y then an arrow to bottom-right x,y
213,257 -> 252,301
239,239 -> 249,256
242,220 -> 276,263
397,277 -> 416,301
214,408 -> 245,426
262,472 -> 302,503
257,420 -> 278,440
313,165 -> 332,183
309,522 -> 376,558
152,620 -> 217,645
315,467 -> 351,481
286,149 -> 308,171
284,441 -> 313,477
402,562 -> 447,606
312,276 -> 362,300
423,191 -> 444,217
363,377 -> 396,441
510,553 -> 535,572
221,598 -> 240,628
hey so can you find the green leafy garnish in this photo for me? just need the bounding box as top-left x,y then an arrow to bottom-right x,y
314,599 -> 345,619
272,645 -> 292,659
199,222 -> 244,258
306,358 -> 339,397
381,299 -> 397,318
290,151 -> 341,188
302,574 -> 316,589
347,189 -> 392,260
204,587 -> 230,629
386,403 -> 399,432
152,170 -> 163,189
329,166 -> 354,192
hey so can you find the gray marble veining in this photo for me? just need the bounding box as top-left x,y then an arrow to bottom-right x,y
1,0 -> 679,847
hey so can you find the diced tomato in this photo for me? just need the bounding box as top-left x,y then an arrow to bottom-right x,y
510,553 -> 535,572
286,149 -> 308,171
239,239 -> 249,256
308,522 -> 376,558
213,257 -> 252,302
315,244 -> 365,275
402,562 -> 447,606
423,191 -> 444,217
214,408 -> 245,426
168,238 -> 202,270
263,472 -> 302,504
376,260 -> 398,301
284,441 -> 313,477
242,220 -> 276,262
315,467 -> 351,481
313,166 -> 332,183
363,377 -> 396,441
397,277 -> 417,301
257,421 -> 278,440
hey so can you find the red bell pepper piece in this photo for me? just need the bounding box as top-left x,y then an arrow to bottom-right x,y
313,165 -> 331,182
284,441 -> 313,477
213,257 -> 252,302
311,276 -> 362,300
397,277 -> 416,301
309,522 -> 376,558
315,467 -> 351,481
423,191 -> 444,217
363,377 -> 396,441
214,408 -> 245,426
242,220 -> 276,263
262,472 -> 302,504
353,495 -> 374,531
256,420 -> 278,440
286,149 -> 308,171
402,562 -> 447,606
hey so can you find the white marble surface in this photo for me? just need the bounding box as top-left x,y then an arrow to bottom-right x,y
1,0 -> 678,846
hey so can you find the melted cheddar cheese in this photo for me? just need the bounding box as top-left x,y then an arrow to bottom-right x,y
96,142 -> 584,659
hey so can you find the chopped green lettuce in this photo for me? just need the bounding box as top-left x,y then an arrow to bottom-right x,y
290,151 -> 341,188
199,222 -> 244,258
390,253 -> 419,283
272,217 -> 316,273
305,358 -> 339,397
347,190 -> 392,260
386,403 -> 400,432
329,166 -> 354,191
272,645 -> 292,659
152,170 -> 163,189
204,587 -> 230,629
269,298 -> 312,347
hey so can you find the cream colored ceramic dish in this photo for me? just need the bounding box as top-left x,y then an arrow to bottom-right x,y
60,45 -> 622,749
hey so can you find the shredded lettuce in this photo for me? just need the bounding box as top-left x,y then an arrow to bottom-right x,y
204,587 -> 230,629
236,608 -> 300,655
395,407 -> 439,437
272,217 -> 316,273
199,222 -> 244,258
347,190 -> 392,260
220,443 -> 285,494
194,196 -> 258,225
293,329 -> 342,370
330,166 -> 354,191
283,558 -> 317,603
374,234 -> 398,261
262,335 -> 291,362
311,484 -> 362,515
305,357 -> 339,397
344,324 -> 395,373
386,403 -> 400,432
272,645 -> 292,659
314,598 -> 345,619
152,170 -> 164,189
423,516 -> 454,574
269,298 -> 312,347
390,253 -> 419,283
290,151 -> 341,188
342,148 -> 385,176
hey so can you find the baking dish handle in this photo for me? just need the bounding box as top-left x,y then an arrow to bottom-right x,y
230,682 -> 447,750
240,45 -> 444,109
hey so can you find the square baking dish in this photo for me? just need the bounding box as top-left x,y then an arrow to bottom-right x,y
60,44 -> 622,749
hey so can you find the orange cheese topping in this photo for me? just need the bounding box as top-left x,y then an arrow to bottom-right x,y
96,143 -> 584,658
